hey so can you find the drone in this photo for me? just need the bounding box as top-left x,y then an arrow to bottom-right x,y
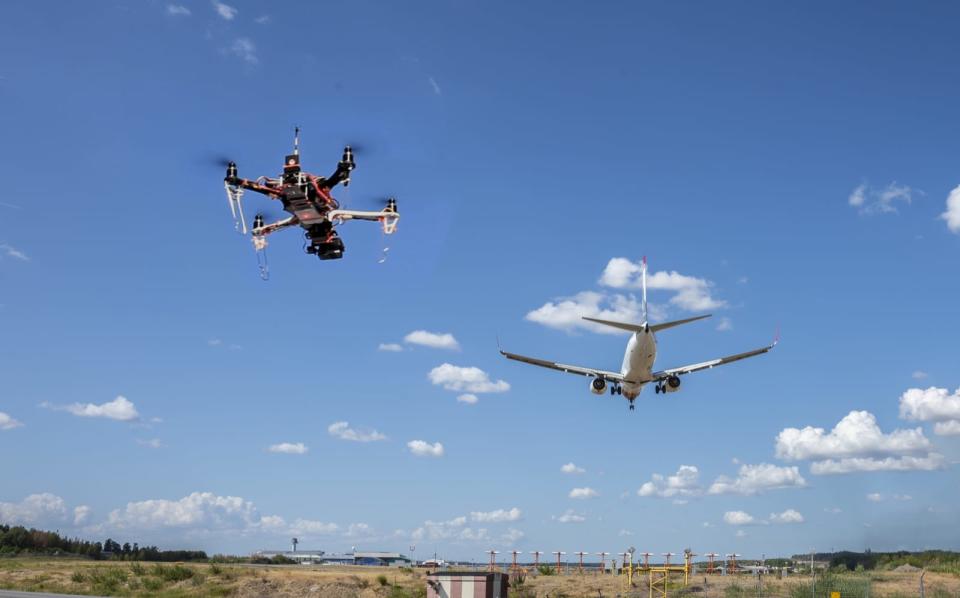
222,128 -> 400,277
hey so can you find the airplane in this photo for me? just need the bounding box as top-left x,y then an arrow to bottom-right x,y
499,257 -> 776,410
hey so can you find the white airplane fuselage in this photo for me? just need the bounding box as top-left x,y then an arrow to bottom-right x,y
620,329 -> 657,399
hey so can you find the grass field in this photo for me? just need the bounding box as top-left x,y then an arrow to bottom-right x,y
0,558 -> 958,597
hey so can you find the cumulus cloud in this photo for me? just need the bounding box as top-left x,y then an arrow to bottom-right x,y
810,454 -> 944,475
268,442 -> 308,455
328,421 -> 386,443
867,493 -> 883,502
561,462 -> 586,474
716,317 -> 733,332
0,493 -> 68,526
456,394 -> 478,405
569,487 -> 599,499
599,258 -> 727,311
775,410 -> 942,473
0,243 -> 29,261
637,465 -> 702,498
254,15 -> 270,24
941,185 -> 960,233
58,396 -> 140,422
899,387 -> 960,435
166,4 -> 190,15
723,511 -> 759,526
849,182 -> 918,215
708,463 -> 807,496
378,343 -> 403,352
526,291 -> 645,334
411,516 -> 489,542
137,438 -> 163,449
408,440 -> 444,457
912,371 -> 929,380
106,492 -> 260,530
769,509 -> 804,524
211,0 -> 237,20
470,508 -> 521,523
428,364 -> 509,393
289,519 -> 339,535
0,411 -> 23,430
229,38 -> 257,64
404,330 -> 459,350
619,528 -> 635,536
74,505 -> 92,525
555,509 -> 586,523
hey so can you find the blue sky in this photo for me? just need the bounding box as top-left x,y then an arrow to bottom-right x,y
1,1 -> 959,561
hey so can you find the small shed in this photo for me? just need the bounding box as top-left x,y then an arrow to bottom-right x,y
426,571 -> 508,598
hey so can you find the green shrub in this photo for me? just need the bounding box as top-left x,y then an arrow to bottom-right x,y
537,564 -> 554,576
209,563 -> 223,575
70,571 -> 85,583
377,573 -> 389,586
151,563 -> 195,582
130,562 -> 145,576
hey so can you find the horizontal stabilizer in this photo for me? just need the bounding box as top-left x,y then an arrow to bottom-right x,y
582,314 -> 711,333
581,316 -> 645,333
649,314 -> 711,333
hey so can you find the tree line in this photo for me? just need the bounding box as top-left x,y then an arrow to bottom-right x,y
0,524 -> 207,561
790,549 -> 960,572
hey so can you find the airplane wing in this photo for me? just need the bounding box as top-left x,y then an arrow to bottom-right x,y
499,348 -> 630,383
652,341 -> 776,380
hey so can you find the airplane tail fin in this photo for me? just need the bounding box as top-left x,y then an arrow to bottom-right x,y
582,314 -> 711,334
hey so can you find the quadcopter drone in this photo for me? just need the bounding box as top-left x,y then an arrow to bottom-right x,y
222,129 -> 399,276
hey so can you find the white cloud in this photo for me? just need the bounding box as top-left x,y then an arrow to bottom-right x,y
899,387 -> 960,436
637,465 -> 702,498
328,421 -> 386,443
867,493 -> 883,502
166,4 -> 190,15
708,463 -> 806,496
825,507 -> 842,514
254,15 -> 270,24
456,393 -> 478,405
378,343 -> 403,352
500,528 -> 524,545
404,330 -> 460,350
569,487 -> 599,499
934,420 -> 960,436
106,492 -> 260,530
208,339 -> 223,347
428,76 -> 442,96
599,258 -> 727,311
0,243 -> 28,261
0,493 -> 68,525
526,291 -> 652,335
555,509 -> 586,523
411,516 -> 483,542
775,410 -> 940,473
895,494 -> 913,501
211,0 -> 237,20
811,454 -> 944,475
470,508 -> 521,523
74,505 -> 92,525
912,371 -> 928,380
769,509 -> 804,524
849,182 -> 918,215
344,523 -> 374,537
0,411 -> 23,430
229,38 -> 257,64
63,396 -> 140,422
408,440 -> 444,457
618,528 -> 634,536
268,442 -> 308,455
941,185 -> 960,233
723,511 -> 759,526
289,518 -> 339,535
137,438 -> 163,449
735,529 -> 748,538
716,317 -> 733,332
561,462 -> 586,474
428,364 -> 509,393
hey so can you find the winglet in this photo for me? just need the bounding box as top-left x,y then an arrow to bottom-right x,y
772,325 -> 781,347
496,334 -> 505,355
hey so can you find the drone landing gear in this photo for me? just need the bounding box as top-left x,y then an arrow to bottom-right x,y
252,234 -> 269,280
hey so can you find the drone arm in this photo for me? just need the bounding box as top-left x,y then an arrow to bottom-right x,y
324,146 -> 356,189
252,216 -> 298,237
226,176 -> 283,199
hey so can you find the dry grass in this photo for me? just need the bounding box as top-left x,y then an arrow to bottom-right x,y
0,559 -> 957,597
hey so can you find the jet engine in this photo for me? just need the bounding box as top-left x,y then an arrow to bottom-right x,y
590,378 -> 607,395
663,375 -> 682,393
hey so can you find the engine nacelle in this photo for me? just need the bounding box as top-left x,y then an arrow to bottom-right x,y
663,375 -> 681,393
590,378 -> 607,395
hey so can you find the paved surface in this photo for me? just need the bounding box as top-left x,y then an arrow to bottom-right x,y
0,591 -> 106,598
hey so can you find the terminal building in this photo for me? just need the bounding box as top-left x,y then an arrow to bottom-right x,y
254,549 -> 413,567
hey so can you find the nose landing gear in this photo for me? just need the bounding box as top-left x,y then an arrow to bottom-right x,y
628,398 -> 635,411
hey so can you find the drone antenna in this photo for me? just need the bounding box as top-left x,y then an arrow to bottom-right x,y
293,126 -> 300,156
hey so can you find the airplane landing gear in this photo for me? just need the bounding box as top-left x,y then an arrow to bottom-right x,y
610,384 -> 623,396
628,399 -> 635,411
